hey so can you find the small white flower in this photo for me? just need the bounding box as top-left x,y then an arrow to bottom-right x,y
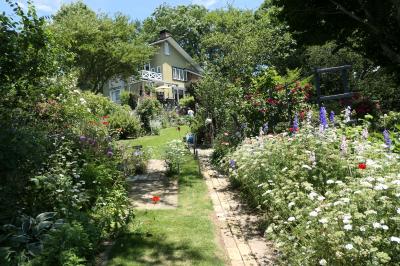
318,196 -> 325,201
79,97 -> 87,105
365,210 -> 377,215
302,164 -> 312,170
344,224 -> 353,231
374,184 -> 388,190
319,218 -> 328,224
308,191 -> 318,200
382,225 -> 389,230
373,222 -> 381,229
319,259 -> 327,265
288,202 -> 295,208
392,180 -> 400,185
342,198 -> 350,203
390,236 -> 400,243
397,208 -> 400,214
345,244 -> 353,250
360,226 -> 366,232
343,214 -> 352,220
309,211 -> 318,217
288,217 -> 296,222
327,179 -> 335,184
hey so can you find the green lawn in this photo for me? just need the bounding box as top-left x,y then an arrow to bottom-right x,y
107,127 -> 227,266
119,126 -> 190,159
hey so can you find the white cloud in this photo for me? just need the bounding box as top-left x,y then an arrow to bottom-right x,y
17,0 -> 62,13
192,0 -> 218,8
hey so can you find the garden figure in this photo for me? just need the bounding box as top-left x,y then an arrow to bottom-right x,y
187,108 -> 194,117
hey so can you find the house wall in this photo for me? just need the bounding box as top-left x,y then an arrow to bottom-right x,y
151,42 -> 198,88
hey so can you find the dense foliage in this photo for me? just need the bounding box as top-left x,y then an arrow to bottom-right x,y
223,109 -> 400,264
51,2 -> 153,92
270,0 -> 400,74
0,3 -> 140,265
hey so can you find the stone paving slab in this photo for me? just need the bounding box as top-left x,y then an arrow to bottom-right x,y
198,149 -> 276,266
127,159 -> 178,210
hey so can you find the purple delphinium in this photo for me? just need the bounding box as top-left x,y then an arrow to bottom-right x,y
293,114 -> 299,132
319,107 -> 328,129
383,129 -> 392,150
263,122 -> 269,134
229,159 -> 236,169
106,147 -> 113,157
79,135 -> 86,142
329,111 -> 335,124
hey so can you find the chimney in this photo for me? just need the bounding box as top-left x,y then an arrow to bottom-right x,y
159,29 -> 172,40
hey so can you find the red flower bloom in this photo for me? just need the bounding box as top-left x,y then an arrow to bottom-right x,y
289,127 -> 299,132
102,115 -> 109,119
102,121 -> 109,126
151,196 -> 160,204
358,163 -> 367,170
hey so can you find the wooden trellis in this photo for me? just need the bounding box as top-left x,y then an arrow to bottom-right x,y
315,65 -> 353,107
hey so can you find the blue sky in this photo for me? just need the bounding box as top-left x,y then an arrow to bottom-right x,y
1,0 -> 264,20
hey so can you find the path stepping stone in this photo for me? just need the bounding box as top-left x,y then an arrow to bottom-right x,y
127,159 -> 178,209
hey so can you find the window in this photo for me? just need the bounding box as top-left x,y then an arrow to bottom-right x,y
172,67 -> 187,81
156,66 -> 161,73
144,63 -> 150,71
164,42 -> 170,55
151,68 -> 155,72
110,88 -> 121,103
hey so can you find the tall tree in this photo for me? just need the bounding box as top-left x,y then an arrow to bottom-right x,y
269,0 -> 400,73
51,2 -> 153,93
142,4 -> 209,60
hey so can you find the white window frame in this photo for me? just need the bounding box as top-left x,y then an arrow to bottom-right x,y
164,42 -> 170,55
110,87 -> 121,103
172,67 -> 187,81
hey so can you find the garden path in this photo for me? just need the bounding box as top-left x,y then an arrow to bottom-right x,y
198,149 -> 276,266
127,159 -> 178,209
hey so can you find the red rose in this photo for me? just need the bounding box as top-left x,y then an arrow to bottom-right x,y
102,121 -> 109,126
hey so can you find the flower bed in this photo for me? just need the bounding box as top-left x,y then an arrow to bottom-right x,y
223,109 -> 400,265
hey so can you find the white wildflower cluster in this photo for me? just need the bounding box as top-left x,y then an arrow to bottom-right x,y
223,110 -> 400,265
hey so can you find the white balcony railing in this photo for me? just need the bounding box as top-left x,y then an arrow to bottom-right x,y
141,70 -> 162,81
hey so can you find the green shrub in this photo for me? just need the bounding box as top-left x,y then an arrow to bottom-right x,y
149,119 -> 162,135
179,96 -> 195,109
164,140 -> 188,176
109,105 -> 142,139
136,97 -> 162,131
31,223 -> 91,266
120,147 -> 150,176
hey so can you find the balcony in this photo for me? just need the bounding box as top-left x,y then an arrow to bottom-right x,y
141,70 -> 162,81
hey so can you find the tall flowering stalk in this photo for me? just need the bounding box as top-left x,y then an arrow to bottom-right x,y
319,107 -> 328,129
383,129 -> 392,150
362,128 -> 369,140
340,136 -> 348,156
293,114 -> 299,132
344,106 -> 351,123
306,110 -> 313,125
329,111 -> 335,124
263,122 -> 269,134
